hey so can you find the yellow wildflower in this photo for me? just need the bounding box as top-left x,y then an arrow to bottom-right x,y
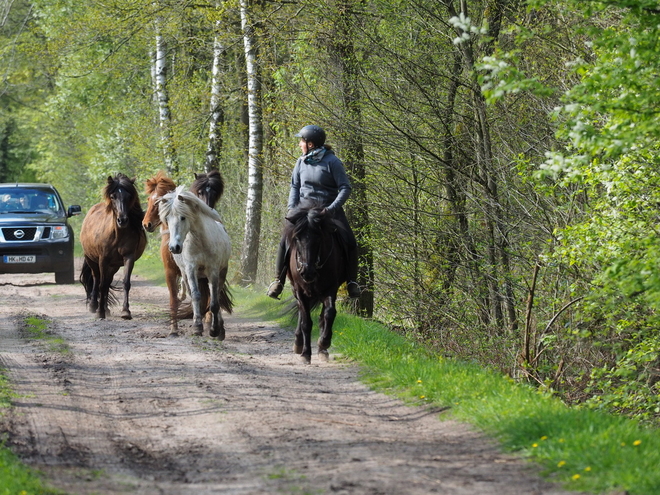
420,395 -> 425,399
572,474 -> 581,481
557,461 -> 566,467
584,467 -> 591,472
633,439 -> 642,446
540,436 -> 548,441
532,443 -> 538,448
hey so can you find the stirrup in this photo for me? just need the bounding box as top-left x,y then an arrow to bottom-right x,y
347,281 -> 361,298
267,280 -> 284,299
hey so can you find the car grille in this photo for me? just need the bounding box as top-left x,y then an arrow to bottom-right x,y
2,227 -> 38,241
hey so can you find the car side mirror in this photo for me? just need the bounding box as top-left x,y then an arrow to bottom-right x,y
68,205 -> 82,217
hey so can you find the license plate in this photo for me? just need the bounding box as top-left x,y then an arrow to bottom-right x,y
3,255 -> 36,263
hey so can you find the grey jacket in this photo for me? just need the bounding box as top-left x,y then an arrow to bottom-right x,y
287,147 -> 352,212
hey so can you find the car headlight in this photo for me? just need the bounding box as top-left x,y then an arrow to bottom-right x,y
51,226 -> 69,239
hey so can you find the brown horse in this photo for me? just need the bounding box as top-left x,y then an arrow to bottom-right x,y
143,169 -> 228,335
285,200 -> 346,364
80,174 -> 147,320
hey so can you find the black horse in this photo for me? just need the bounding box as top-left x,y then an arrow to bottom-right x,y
285,201 -> 347,364
191,169 -> 225,209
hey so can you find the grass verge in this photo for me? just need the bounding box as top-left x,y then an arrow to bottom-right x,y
235,286 -> 660,495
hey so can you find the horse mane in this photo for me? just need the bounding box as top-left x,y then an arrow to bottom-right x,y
284,201 -> 328,243
104,173 -> 144,226
145,170 -> 176,196
191,169 -> 224,208
160,186 -> 223,225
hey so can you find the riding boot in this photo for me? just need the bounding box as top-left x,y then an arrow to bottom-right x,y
267,237 -> 288,299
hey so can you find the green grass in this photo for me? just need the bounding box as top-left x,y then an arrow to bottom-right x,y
236,287 -> 660,495
21,316 -> 70,354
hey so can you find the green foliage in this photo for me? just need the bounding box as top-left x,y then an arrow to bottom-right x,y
525,0 -> 660,421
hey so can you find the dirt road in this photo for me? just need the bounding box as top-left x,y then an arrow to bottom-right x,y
0,267 -> 575,495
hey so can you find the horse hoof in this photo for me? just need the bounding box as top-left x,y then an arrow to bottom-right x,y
121,311 -> 132,320
193,325 -> 203,337
210,327 -> 225,340
299,355 -> 311,364
318,350 -> 329,362
168,330 -> 180,337
293,344 -> 302,354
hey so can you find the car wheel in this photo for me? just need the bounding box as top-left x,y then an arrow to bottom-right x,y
55,266 -> 75,284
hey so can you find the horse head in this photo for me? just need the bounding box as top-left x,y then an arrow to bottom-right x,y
105,174 -> 141,229
286,203 -> 328,285
191,169 -> 225,208
160,186 -> 224,255
143,171 -> 176,232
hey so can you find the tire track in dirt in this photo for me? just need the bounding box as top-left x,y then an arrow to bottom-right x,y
0,270 -> 580,495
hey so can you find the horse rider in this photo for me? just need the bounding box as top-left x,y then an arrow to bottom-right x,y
267,124 -> 361,300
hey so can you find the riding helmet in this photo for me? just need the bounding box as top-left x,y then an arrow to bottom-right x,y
295,125 -> 326,147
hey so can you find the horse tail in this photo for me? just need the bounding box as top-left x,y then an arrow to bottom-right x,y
177,302 -> 194,319
107,284 -> 120,307
79,259 -> 93,301
218,280 -> 233,314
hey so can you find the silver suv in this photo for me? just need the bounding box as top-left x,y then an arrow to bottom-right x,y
0,183 -> 81,284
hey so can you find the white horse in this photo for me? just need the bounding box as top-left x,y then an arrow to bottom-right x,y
158,186 -> 232,338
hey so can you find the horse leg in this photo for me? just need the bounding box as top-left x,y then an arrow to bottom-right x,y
120,257 -> 136,320
208,273 -> 225,340
166,265 -> 181,336
297,297 -> 314,364
185,268 -> 204,336
86,257 -> 100,314
97,264 -> 111,320
317,295 -> 337,362
293,295 -> 304,354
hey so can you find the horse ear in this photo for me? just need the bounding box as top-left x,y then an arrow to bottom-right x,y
130,176 -> 137,184
194,173 -> 200,179
285,216 -> 295,224
107,176 -> 113,184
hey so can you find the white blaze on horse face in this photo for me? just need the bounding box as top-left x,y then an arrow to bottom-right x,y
168,213 -> 190,254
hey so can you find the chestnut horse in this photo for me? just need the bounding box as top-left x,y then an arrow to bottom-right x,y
80,174 -> 147,320
285,201 -> 346,364
159,186 -> 232,338
143,170 -> 229,335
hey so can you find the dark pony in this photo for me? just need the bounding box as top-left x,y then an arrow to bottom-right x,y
143,169 -> 230,335
285,200 -> 346,364
190,169 -> 224,209
80,174 -> 147,319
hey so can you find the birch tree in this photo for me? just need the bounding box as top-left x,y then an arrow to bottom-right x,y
205,2 -> 225,173
238,0 -> 263,285
153,3 -> 178,176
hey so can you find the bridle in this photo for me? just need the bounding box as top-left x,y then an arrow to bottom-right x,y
295,240 -> 334,274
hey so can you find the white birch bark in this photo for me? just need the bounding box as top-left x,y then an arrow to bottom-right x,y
153,5 -> 178,176
238,0 -> 263,285
205,4 -> 225,172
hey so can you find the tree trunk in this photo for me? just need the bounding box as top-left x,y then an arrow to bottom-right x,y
238,0 -> 263,285
153,4 -> 178,176
205,3 -> 225,173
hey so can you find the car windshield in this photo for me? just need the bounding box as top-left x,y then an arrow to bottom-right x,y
0,188 -> 63,214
